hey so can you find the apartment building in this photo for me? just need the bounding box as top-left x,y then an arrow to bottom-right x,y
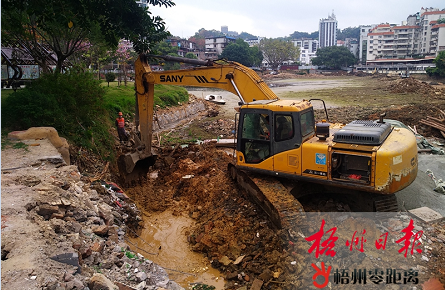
362,7 -> 445,65
246,37 -> 264,47
419,8 -> 445,55
319,12 -> 338,48
205,36 -> 236,59
291,38 -> 318,65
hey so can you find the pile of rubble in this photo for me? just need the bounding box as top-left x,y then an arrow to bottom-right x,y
387,77 -> 444,97
1,138 -> 183,290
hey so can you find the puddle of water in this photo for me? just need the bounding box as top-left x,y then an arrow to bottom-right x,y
127,210 -> 225,290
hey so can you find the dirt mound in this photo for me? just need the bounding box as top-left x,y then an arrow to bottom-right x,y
388,77 -> 445,97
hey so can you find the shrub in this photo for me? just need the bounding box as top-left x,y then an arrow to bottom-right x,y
2,72 -> 115,160
105,72 -> 116,86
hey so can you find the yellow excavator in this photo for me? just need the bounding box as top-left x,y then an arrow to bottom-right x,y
119,54 -> 418,232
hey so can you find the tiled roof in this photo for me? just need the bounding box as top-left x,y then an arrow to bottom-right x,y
421,10 -> 445,17
432,23 -> 445,29
368,32 -> 394,36
392,25 -> 420,30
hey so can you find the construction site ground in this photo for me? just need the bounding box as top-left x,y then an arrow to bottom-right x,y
2,72 -> 445,290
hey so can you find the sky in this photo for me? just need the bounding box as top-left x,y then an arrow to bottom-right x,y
149,0 -> 445,39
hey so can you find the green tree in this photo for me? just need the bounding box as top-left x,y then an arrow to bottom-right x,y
426,51 -> 445,77
152,41 -> 179,56
219,39 -> 263,67
238,32 -> 257,40
105,72 -> 116,87
185,52 -> 198,59
311,46 -> 356,69
259,38 -> 299,70
249,46 -> 264,67
1,0 -> 174,73
337,27 -> 360,41
163,53 -> 181,70
220,39 -> 252,66
289,31 -> 311,39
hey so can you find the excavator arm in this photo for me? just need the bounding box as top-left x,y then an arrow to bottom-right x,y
137,54 -> 278,104
120,54 -> 279,183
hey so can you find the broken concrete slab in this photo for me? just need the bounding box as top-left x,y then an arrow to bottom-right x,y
50,252 -> 81,274
408,207 -> 444,223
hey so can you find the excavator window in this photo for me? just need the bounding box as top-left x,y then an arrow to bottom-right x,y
275,115 -> 294,142
300,110 -> 315,137
241,112 -> 271,163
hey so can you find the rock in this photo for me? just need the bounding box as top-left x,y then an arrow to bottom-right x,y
226,272 -> 239,280
135,271 -> 148,282
70,221 -> 82,233
64,272 -> 74,282
98,204 -> 114,226
234,255 -> 245,265
92,225 -> 109,236
72,279 -> 84,289
259,269 -> 273,281
136,281 -> 146,290
37,204 -> 60,218
244,274 -> 250,282
165,281 -> 183,290
219,255 -> 233,266
250,279 -> 264,290
50,218 -> 67,233
88,273 -> 117,290
90,241 -> 104,252
51,213 -> 65,219
72,209 -> 87,222
79,245 -> 92,259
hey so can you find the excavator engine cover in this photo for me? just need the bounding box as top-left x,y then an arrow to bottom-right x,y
333,120 -> 392,145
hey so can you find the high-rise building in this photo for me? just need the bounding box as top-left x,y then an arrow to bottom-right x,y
221,26 -> 229,34
319,12 -> 337,48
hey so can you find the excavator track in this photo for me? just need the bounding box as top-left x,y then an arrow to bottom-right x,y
373,194 -> 399,212
228,164 -> 305,238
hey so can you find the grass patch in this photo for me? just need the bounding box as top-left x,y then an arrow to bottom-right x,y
276,77 -> 433,108
12,141 -> 29,151
102,82 -> 189,121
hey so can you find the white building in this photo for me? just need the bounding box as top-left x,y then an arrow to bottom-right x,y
419,8 -> 445,56
359,25 -> 376,64
205,36 -> 236,59
246,37 -> 264,47
360,7 -> 445,65
292,39 -> 318,65
319,12 -> 337,48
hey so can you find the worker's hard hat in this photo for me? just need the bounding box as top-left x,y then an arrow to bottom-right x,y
118,112 -> 123,116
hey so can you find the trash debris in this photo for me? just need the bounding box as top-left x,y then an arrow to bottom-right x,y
426,169 -> 445,194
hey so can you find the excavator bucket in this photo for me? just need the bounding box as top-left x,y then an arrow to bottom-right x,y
118,153 -> 156,185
